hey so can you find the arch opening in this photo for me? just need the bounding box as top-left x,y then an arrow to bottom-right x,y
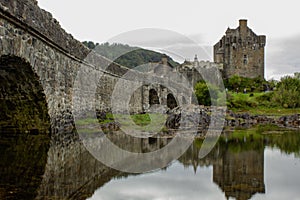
149,89 -> 160,106
0,55 -> 50,134
167,93 -> 178,109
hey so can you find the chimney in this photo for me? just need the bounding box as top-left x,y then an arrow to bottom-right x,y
161,56 -> 168,66
239,19 -> 247,36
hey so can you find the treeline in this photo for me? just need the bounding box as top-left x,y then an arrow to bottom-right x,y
82,41 -> 178,69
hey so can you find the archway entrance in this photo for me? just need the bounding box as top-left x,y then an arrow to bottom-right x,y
167,93 -> 178,109
0,55 -> 50,133
149,89 -> 160,105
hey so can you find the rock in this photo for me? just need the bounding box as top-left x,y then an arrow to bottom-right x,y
165,105 -> 299,134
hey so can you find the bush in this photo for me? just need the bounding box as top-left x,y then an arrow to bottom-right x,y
228,94 -> 258,108
254,92 -> 277,107
272,76 -> 300,108
194,81 -> 221,106
225,75 -> 268,92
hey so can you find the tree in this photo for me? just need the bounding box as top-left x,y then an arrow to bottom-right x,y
194,81 -> 220,106
82,41 -> 98,49
226,75 -> 267,92
272,76 -> 300,108
227,75 -> 241,91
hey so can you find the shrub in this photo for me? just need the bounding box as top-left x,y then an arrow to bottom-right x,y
272,76 -> 300,108
194,81 -> 221,106
225,75 -> 268,92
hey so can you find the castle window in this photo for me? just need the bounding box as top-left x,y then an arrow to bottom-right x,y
243,55 -> 248,64
226,37 -> 230,44
219,40 -> 223,48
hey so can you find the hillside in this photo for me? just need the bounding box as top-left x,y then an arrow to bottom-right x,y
82,41 -> 179,69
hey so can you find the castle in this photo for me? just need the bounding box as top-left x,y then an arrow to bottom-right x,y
176,19 -> 266,83
214,19 -> 266,79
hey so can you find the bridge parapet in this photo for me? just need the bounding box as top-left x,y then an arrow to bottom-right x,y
0,0 -> 89,60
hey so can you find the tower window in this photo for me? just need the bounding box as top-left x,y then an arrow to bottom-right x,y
243,55 -> 248,64
233,36 -> 237,43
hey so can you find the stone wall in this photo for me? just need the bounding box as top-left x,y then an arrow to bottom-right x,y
0,0 -> 193,141
0,15 -> 77,141
176,59 -> 224,87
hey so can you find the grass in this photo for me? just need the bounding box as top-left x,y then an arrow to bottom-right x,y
75,118 -> 100,126
231,106 -> 300,116
75,113 -> 168,132
228,92 -> 300,116
130,113 -> 151,126
117,113 -> 167,132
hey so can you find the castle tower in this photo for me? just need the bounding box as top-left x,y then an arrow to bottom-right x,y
193,54 -> 199,67
213,19 -> 266,79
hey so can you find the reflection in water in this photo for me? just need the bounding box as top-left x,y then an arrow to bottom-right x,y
178,138 -> 265,200
0,129 -> 299,199
89,130 -> 300,200
213,148 -> 265,200
0,133 -> 50,199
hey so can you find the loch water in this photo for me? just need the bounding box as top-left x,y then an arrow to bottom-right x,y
0,127 -> 300,200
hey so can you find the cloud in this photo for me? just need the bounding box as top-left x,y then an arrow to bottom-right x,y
88,162 -> 224,200
252,148 -> 300,200
107,29 -> 211,62
266,34 -> 300,80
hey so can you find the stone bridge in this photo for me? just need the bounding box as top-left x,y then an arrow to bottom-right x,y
0,0 -> 193,198
0,0 -> 195,141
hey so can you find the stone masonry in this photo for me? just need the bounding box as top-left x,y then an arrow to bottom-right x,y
214,19 -> 266,79
0,0 -> 191,141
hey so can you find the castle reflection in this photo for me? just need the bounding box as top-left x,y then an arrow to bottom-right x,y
179,138 -> 265,200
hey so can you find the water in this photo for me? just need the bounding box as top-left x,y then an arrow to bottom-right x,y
0,128 -> 300,200
88,148 -> 300,200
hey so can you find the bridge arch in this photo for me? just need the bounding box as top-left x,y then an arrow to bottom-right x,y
149,88 -> 160,106
0,55 -> 50,134
167,93 -> 178,109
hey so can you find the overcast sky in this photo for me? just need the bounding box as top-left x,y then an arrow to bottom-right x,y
38,0 -> 300,80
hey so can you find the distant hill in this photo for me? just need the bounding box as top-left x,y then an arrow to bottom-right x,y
82,41 -> 179,69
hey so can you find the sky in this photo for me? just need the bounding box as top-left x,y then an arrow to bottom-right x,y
38,0 -> 300,80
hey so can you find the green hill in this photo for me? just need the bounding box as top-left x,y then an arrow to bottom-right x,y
82,41 -> 179,69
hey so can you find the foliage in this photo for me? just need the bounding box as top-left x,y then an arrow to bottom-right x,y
77,112 -> 167,132
82,41 -> 99,49
225,74 -> 300,110
130,113 -> 151,126
272,76 -> 300,108
82,41 -> 179,69
219,125 -> 299,153
265,131 -> 300,155
227,92 -> 261,109
225,75 -> 269,92
194,81 -> 222,106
